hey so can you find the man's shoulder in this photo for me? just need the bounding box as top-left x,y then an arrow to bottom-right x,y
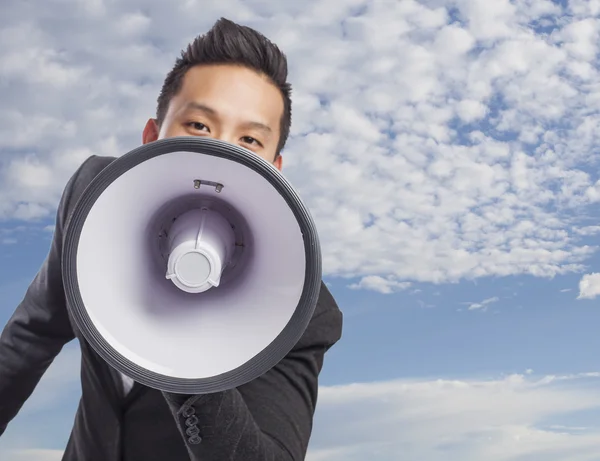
297,281 -> 343,350
315,282 -> 340,319
60,155 -> 118,219
73,155 -> 118,188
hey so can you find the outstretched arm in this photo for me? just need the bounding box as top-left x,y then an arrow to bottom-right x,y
0,156 -> 104,435
163,283 -> 343,460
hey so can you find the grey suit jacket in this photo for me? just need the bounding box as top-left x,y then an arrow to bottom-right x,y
0,155 -> 343,460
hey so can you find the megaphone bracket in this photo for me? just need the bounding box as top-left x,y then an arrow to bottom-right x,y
193,179 -> 224,193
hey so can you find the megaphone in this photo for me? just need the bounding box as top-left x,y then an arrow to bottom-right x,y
62,137 -> 321,394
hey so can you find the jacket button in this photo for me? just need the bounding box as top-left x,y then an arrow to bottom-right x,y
182,406 -> 196,417
186,425 -> 200,437
185,415 -> 199,427
188,434 -> 202,445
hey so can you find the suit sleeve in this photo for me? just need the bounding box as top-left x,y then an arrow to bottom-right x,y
163,283 -> 343,460
0,156 -> 100,436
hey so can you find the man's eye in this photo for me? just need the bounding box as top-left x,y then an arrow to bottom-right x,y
187,122 -> 209,132
241,136 -> 261,146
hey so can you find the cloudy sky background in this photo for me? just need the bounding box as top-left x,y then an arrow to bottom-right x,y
2,0 -> 600,459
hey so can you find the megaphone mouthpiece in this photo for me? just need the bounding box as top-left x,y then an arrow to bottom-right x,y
165,207 -> 235,293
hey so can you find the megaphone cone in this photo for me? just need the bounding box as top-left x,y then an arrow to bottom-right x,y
62,137 -> 321,394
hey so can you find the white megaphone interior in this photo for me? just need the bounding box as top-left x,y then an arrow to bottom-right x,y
75,150 -> 307,379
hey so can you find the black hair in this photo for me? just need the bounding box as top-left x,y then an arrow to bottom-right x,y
156,18 -> 292,156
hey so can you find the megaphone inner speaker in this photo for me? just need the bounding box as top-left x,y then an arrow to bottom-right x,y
62,138 -> 321,393
149,193 -> 251,293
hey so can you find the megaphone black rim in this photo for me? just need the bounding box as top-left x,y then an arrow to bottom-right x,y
62,137 -> 322,394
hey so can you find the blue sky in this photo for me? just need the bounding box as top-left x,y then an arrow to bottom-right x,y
3,0 -> 600,460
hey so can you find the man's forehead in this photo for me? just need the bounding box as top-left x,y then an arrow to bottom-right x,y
172,65 -> 283,126
181,64 -> 275,93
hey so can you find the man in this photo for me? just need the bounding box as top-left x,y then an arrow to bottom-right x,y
0,18 -> 343,461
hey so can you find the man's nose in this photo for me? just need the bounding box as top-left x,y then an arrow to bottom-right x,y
213,132 -> 236,145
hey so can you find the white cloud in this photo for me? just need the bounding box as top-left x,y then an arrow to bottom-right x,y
577,273 -> 600,299
308,372 -> 600,461
573,226 -> 600,236
465,296 -> 499,311
348,275 -> 411,294
555,18 -> 600,61
456,99 -> 488,123
1,0 -> 600,292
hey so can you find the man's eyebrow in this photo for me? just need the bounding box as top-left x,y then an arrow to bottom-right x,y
183,101 -> 217,115
241,121 -> 273,135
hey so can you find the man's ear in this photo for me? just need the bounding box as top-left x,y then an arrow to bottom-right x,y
142,118 -> 159,144
273,154 -> 283,171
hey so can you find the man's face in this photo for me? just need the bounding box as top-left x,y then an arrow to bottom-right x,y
143,64 -> 284,170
